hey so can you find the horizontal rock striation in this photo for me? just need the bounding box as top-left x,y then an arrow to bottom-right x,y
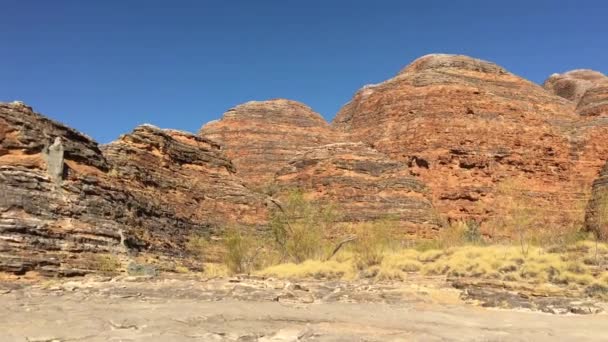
0,102 -> 266,275
544,70 -> 608,117
276,142 -> 442,236
333,54 -> 594,228
102,125 -> 267,251
199,99 -> 346,189
585,162 -> 608,239
0,102 -> 131,275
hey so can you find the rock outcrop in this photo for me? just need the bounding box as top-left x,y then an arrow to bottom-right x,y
103,125 -> 267,251
0,102 -> 265,275
1,102 -> 127,275
275,142 -> 441,236
544,70 -> 608,117
199,99 -> 345,189
200,99 -> 444,236
586,162 -> 608,239
3,54 -> 607,277
333,54 -> 596,229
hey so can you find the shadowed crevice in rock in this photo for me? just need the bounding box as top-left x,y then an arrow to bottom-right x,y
585,161 -> 608,238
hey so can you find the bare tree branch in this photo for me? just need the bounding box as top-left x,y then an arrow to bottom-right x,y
326,235 -> 358,261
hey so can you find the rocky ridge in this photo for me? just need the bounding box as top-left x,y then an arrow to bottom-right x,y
199,99 -> 346,189
1,53 -> 607,276
200,99 -> 443,235
333,54 -> 608,233
275,142 -> 441,236
0,102 -> 266,275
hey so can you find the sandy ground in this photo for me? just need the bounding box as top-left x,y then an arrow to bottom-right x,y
1,275 -> 607,341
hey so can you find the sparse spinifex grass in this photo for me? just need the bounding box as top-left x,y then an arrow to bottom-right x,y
188,189 -> 608,300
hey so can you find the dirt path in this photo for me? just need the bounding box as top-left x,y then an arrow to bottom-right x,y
1,276 -> 607,341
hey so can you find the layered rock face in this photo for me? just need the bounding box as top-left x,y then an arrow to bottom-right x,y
276,142 -> 441,236
0,102 -> 129,275
333,54 -> 594,227
586,162 -> 608,239
200,99 -> 443,236
103,125 -> 267,250
199,99 -> 345,189
544,70 -> 608,117
543,70 -> 608,202
3,54 -> 606,277
0,102 -> 265,275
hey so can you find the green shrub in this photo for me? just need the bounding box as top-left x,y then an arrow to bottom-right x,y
353,220 -> 392,269
185,233 -> 207,257
222,227 -> 276,274
269,190 -> 338,263
463,220 -> 482,244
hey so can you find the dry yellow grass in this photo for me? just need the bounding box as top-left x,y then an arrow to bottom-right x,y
202,263 -> 229,278
257,259 -> 356,280
253,240 -> 608,298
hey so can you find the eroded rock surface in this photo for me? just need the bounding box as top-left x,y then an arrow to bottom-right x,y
0,103 -> 266,275
276,142 -> 441,236
544,69 -> 608,117
103,125 -> 267,252
0,102 -> 129,275
1,276 -> 607,341
199,99 -> 346,189
333,54 -> 604,229
200,99 -> 443,236
586,161 -> 608,238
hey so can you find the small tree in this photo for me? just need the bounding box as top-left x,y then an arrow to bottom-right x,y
498,179 -> 537,256
594,191 -> 608,265
352,219 -> 392,269
269,190 -> 339,263
222,227 -> 267,274
596,190 -> 608,241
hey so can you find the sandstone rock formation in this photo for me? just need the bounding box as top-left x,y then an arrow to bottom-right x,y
333,54 -> 601,230
3,54 -> 607,278
200,99 -> 443,236
0,102 -> 126,275
586,161 -> 608,239
544,70 -> 608,117
0,102 -> 265,275
276,142 -> 441,236
199,99 -> 345,189
103,125 -> 267,249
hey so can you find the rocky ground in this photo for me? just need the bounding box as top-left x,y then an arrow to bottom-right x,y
1,274 -> 607,341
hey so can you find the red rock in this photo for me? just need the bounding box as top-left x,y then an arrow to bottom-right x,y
544,70 -> 608,117
275,142 -> 442,237
199,99 -> 346,189
0,102 -> 266,275
586,161 -> 608,238
103,125 -> 268,247
333,54 -> 601,231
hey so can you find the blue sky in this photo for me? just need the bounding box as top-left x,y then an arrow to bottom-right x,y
1,1 -> 606,143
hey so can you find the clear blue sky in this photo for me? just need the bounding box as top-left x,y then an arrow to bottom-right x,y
1,1 -> 606,143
